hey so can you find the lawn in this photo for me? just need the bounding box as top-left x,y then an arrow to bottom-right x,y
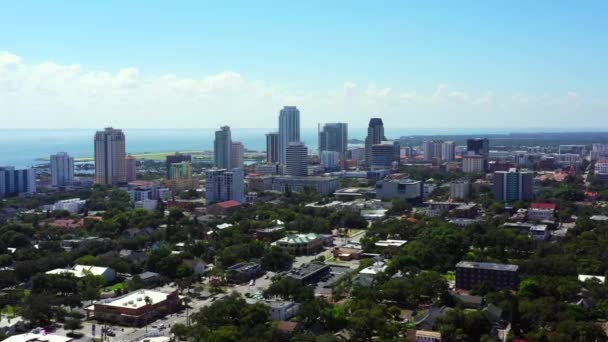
105,282 -> 126,292
1,305 -> 15,317
442,271 -> 455,281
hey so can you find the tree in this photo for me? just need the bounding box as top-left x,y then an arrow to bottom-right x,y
170,323 -> 191,340
20,293 -> 54,327
348,300 -> 395,342
261,246 -> 294,271
64,318 -> 82,335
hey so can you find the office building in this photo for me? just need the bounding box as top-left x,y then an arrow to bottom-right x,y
590,144 -> 608,160
278,106 -> 300,164
0,167 -> 36,197
493,168 -> 534,202
205,168 -> 245,204
319,123 -> 348,162
226,262 -> 262,283
441,141 -> 456,161
166,153 -> 191,178
467,138 -> 490,158
231,141 -> 244,169
276,233 -> 324,255
94,127 -> 126,185
450,180 -> 470,200
285,142 -> 308,177
321,151 -> 340,171
371,140 -> 400,169
462,155 -> 485,173
125,154 -> 137,182
50,152 -> 74,187
214,126 -> 232,169
594,160 -> 608,183
270,176 -> 340,195
375,177 -> 422,202
266,132 -> 280,164
364,118 -> 386,166
455,261 -> 519,290
422,140 -> 444,161
88,289 -> 180,326
528,202 -> 556,221
349,147 -> 366,164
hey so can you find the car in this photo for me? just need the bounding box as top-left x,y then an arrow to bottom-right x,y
106,330 -> 116,337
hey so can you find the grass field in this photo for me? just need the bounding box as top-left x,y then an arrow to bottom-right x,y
105,282 -> 126,292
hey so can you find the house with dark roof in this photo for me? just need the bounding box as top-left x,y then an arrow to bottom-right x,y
207,200 -> 242,215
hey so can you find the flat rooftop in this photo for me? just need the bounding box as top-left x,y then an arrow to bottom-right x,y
285,262 -> 329,280
456,261 -> 519,272
100,289 -> 171,309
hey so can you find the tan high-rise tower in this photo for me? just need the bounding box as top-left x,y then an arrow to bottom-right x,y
94,127 -> 126,185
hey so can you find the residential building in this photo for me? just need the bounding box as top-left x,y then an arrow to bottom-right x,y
205,168 -> 245,204
364,118 -> 386,166
270,176 -> 340,195
94,127 -> 126,185
266,132 -> 280,164
207,199 -> 242,215
50,152 -> 74,187
47,198 -> 86,214
462,155 -> 485,173
559,144 -> 586,156
166,161 -> 199,192
214,126 -> 232,169
318,123 -> 348,164
528,202 -> 556,221
135,199 -> 158,210
165,153 -> 191,178
226,262 -> 261,283
450,180 -> 470,200
595,160 -> 608,183
441,141 -> 456,161
278,106 -> 300,164
375,177 -> 422,202
493,168 -> 534,202
590,144 -> 608,160
371,140 -> 400,169
125,154 -> 137,182
285,142 -> 308,176
358,258 -> 387,287
231,141 -> 245,169
455,261 -> 519,290
422,140 -> 443,161
0,167 -> 36,197
276,233 -> 324,255
46,264 -> 117,284
321,151 -> 341,171
349,147 -> 366,164
88,290 -> 180,326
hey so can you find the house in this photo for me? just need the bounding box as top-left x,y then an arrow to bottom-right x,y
207,200 -> 242,216
138,271 -> 161,284
358,258 -> 387,287
119,249 -> 147,265
408,330 -> 442,342
268,301 -> 300,321
46,265 -> 117,284
579,274 -> 606,284
183,258 -> 208,274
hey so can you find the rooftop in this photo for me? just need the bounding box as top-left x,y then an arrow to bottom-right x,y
456,261 -> 519,272
99,289 -> 172,309
213,200 -> 242,209
278,233 -> 322,244
285,262 -> 329,281
374,239 -> 407,247
530,202 -> 557,210
2,332 -> 72,342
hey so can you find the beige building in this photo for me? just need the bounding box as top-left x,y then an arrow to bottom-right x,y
166,161 -> 199,192
94,127 -> 126,185
125,154 -> 137,182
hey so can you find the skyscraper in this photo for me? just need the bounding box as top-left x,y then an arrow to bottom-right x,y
125,155 -> 137,182
94,127 -> 126,185
265,132 -> 279,164
0,167 -> 36,197
371,141 -> 401,169
286,142 -> 308,177
50,152 -> 74,187
365,118 -> 386,166
441,141 -> 456,162
214,126 -> 232,169
166,153 -> 192,178
205,168 -> 245,204
318,123 -> 348,158
231,141 -> 245,169
278,106 -> 300,164
467,138 -> 490,158
493,168 -> 534,202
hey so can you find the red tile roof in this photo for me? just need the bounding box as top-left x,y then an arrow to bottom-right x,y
530,202 -> 556,210
215,200 -> 242,209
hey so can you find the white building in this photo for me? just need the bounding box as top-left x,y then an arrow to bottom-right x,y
462,155 -> 485,173
450,180 -> 471,200
441,141 -> 456,161
375,178 -> 422,201
268,301 -> 300,321
135,199 -> 158,210
48,198 -> 86,214
321,150 -> 340,171
50,152 -> 74,187
205,168 -> 245,204
278,106 -> 300,165
46,264 -> 116,284
358,259 -> 387,287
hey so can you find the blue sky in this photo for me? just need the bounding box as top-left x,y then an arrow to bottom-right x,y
0,1 -> 606,129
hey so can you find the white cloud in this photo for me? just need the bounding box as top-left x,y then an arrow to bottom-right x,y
0,51 -> 603,129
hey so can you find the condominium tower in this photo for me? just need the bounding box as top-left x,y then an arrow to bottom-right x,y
94,127 -> 126,185
278,106 -> 300,164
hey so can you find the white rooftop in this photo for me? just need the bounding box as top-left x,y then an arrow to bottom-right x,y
100,289 -> 171,309
374,239 -> 407,247
216,223 -> 233,229
2,331 -> 72,342
46,264 -> 112,278
360,261 -> 387,275
578,274 -> 606,284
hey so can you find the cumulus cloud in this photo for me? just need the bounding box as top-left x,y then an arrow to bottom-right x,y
0,51 -> 603,129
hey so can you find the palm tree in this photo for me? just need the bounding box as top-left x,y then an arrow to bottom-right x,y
144,296 -> 152,333
182,297 -> 192,326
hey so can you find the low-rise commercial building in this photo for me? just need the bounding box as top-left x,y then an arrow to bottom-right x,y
270,176 -> 340,195
284,262 -> 330,285
87,290 -> 180,326
527,202 -> 556,221
46,264 -> 116,284
276,233 -> 324,255
226,262 -> 262,283
455,261 -> 519,290
375,177 -> 422,202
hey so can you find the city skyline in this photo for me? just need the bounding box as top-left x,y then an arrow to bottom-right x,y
1,1 -> 607,129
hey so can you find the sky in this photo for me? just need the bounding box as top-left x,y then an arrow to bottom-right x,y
0,1 -> 607,129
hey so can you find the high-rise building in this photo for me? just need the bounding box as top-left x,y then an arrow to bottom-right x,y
462,155 -> 485,173
231,142 -> 245,169
279,106 -> 300,164
50,152 -> 74,187
319,123 -> 348,161
365,118 -> 386,166
125,155 -> 137,182
205,168 -> 245,204
169,161 -> 192,180
166,153 -> 192,178
214,126 -> 232,169
467,138 -> 490,158
94,127 -> 126,185
0,167 -> 36,197
167,161 -> 199,192
371,141 -> 400,169
590,144 -> 608,160
493,168 -> 534,202
286,142 -> 308,177
320,151 -> 341,171
265,132 -> 279,164
422,140 -> 445,161
441,141 -> 456,162
450,180 -> 470,200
